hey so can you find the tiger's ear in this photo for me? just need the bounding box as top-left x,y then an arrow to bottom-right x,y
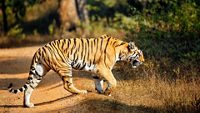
128,42 -> 136,50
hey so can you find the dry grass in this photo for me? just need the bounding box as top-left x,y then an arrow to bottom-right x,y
111,61 -> 200,113
114,77 -> 200,112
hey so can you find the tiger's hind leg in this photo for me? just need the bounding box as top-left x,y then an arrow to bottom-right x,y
58,67 -> 87,94
62,76 -> 87,94
24,63 -> 49,107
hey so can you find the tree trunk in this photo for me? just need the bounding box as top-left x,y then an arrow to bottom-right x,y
58,0 -> 80,32
75,0 -> 89,25
58,0 -> 89,33
1,0 -> 8,34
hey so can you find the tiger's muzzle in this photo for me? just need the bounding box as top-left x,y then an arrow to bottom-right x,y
131,59 -> 143,68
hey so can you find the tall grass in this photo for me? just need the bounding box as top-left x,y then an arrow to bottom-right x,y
113,60 -> 200,113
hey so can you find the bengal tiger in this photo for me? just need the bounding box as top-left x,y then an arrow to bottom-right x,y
8,34 -> 144,107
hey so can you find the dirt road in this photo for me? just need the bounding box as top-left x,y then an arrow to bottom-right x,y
0,46 -> 155,113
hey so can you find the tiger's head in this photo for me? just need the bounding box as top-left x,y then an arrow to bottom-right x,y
118,42 -> 144,68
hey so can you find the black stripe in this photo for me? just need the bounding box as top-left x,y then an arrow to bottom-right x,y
37,48 -> 42,57
31,52 -> 37,65
62,40 -> 66,49
74,57 -> 78,64
113,41 -> 117,46
113,46 -> 116,61
19,88 -> 23,92
68,39 -> 71,48
57,40 -> 63,50
116,42 -> 126,47
74,40 -> 80,63
72,39 -> 77,59
49,42 -> 54,48
35,70 -> 42,77
82,50 -> 86,65
84,39 -> 89,63
81,38 -> 84,60
24,85 -> 28,89
49,43 -> 59,55
55,40 -> 59,47
76,63 -> 81,69
73,49 -> 78,62
71,62 -> 75,67
86,39 -> 90,61
93,38 -> 98,64
91,39 -> 94,53
29,70 -> 35,75
82,39 -> 86,64
29,84 -> 35,89
62,76 -> 72,80
80,63 -> 86,70
104,37 -> 111,67
42,48 -> 50,66
100,37 -> 104,51
28,77 -> 33,80
52,42 -> 66,63
34,71 -> 42,80
58,40 -> 61,44
104,37 -> 111,54
34,51 -> 40,63
14,90 -> 18,93
77,40 -> 80,50
89,59 -> 92,67
73,38 -> 76,48
46,46 -> 55,57
93,76 -> 99,79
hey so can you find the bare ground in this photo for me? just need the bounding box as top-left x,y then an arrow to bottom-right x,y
0,46 -> 157,113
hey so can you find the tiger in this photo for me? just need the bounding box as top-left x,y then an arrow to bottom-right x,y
8,34 -> 144,108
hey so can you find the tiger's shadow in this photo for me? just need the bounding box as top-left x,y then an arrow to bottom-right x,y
0,94 -> 78,108
0,71 -> 62,90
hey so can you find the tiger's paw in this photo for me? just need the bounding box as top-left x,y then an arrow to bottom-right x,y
104,89 -> 112,96
95,88 -> 104,94
80,90 -> 88,94
25,103 -> 34,108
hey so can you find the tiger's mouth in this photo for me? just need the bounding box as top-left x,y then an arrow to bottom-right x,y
131,59 -> 142,68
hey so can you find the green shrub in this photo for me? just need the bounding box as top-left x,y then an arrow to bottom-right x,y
7,25 -> 25,39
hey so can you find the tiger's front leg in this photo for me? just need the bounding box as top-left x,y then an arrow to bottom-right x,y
97,68 -> 117,96
93,77 -> 104,94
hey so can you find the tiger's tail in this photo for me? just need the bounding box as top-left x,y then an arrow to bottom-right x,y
8,49 -> 41,94
8,83 -> 30,94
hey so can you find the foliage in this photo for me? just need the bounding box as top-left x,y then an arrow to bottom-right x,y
87,0 -> 200,66
7,24 -> 25,39
4,0 -> 39,23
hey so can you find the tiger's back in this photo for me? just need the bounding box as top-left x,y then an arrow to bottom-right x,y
36,35 -> 123,72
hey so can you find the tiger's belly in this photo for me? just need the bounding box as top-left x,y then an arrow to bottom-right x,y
84,64 -> 96,72
72,62 -> 96,72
